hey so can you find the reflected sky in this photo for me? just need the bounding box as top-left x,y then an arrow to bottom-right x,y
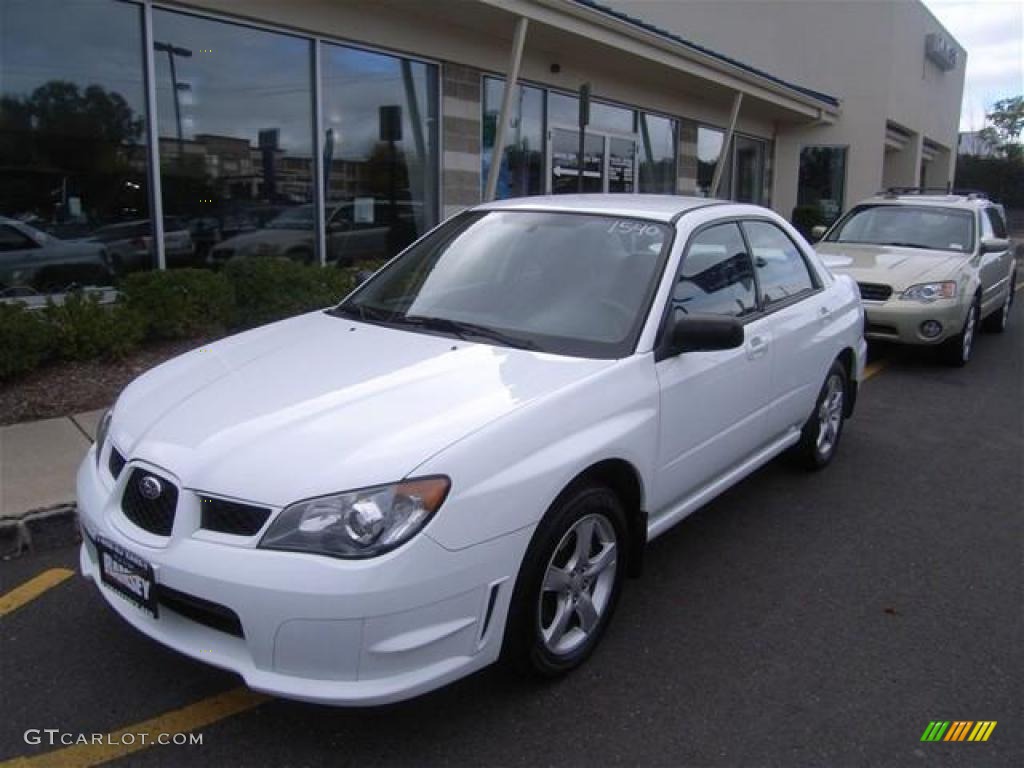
1,0 -> 147,113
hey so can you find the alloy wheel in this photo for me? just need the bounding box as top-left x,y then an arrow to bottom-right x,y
538,513 -> 618,656
816,373 -> 844,457
962,303 -> 977,362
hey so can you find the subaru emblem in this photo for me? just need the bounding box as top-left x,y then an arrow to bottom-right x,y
139,475 -> 163,500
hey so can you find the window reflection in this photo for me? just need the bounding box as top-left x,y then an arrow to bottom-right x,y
482,77 -> 544,199
696,126 -> 724,198
638,113 -> 676,194
798,146 -> 847,224
548,92 -> 634,134
0,0 -> 149,295
152,9 -> 315,267
321,45 -> 438,265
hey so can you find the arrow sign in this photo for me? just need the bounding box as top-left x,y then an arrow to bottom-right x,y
554,166 -> 601,178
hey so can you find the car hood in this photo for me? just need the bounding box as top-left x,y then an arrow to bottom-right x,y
215,228 -> 311,252
816,242 -> 969,290
110,312 -> 613,507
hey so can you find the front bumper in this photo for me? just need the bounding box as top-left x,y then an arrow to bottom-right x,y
861,298 -> 969,345
76,451 -> 529,705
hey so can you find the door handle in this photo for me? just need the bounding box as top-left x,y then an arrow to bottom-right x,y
818,305 -> 834,323
746,334 -> 769,360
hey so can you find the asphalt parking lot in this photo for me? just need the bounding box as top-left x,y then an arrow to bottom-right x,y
2,296 -> 1021,767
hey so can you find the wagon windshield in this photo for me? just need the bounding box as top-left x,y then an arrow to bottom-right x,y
826,205 -> 975,253
332,210 -> 672,359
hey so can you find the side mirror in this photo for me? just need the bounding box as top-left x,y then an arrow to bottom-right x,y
980,237 -> 1009,254
669,313 -> 744,354
810,225 -> 828,242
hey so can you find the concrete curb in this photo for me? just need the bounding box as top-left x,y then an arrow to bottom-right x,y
0,503 -> 80,560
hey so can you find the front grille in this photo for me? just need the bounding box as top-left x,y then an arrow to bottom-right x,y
199,496 -> 271,536
108,446 -> 126,480
121,468 -> 178,536
857,282 -> 893,302
156,584 -> 244,637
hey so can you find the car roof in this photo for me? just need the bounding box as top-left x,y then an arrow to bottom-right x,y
475,194 -> 721,223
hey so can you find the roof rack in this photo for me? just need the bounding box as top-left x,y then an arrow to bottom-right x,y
881,186 -> 988,200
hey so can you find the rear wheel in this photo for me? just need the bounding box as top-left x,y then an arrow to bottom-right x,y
792,360 -> 847,470
503,485 -> 627,677
941,298 -> 979,367
982,272 -> 1015,333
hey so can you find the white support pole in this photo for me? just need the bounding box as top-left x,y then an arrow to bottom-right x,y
711,91 -> 744,199
142,2 -> 166,270
484,17 -> 529,202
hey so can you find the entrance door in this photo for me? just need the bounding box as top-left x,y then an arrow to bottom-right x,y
548,127 -> 637,195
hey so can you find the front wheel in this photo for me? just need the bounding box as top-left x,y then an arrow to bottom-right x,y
941,298 -> 979,367
792,360 -> 847,470
503,485 -> 627,678
982,272 -> 1016,334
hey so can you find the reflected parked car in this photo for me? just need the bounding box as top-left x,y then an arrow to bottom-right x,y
86,218 -> 196,273
0,217 -> 114,296
207,201 -> 420,267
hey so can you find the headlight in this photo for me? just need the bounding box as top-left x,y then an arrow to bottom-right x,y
259,476 -> 450,558
95,409 -> 112,467
900,282 -> 957,302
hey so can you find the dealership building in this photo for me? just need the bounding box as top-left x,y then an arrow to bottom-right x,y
0,0 -> 965,280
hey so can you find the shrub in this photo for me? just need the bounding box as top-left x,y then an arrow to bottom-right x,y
0,302 -> 57,381
224,258 -> 358,328
43,292 -> 145,362
121,268 -> 235,339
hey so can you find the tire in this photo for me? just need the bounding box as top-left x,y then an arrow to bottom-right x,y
940,297 -> 979,367
982,272 -> 1016,334
502,484 -> 628,678
792,360 -> 848,470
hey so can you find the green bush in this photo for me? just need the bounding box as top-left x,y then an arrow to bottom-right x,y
0,302 -> 57,381
224,258 -> 359,328
122,268 -> 235,339
43,292 -> 145,362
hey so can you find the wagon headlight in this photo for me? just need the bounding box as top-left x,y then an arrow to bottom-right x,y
259,476 -> 450,558
95,409 -> 112,467
900,281 -> 957,302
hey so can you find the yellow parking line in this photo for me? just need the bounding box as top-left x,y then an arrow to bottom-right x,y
1,687 -> 269,768
0,569 -> 74,618
862,360 -> 887,381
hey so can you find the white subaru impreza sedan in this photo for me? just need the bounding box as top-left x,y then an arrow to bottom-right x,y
78,195 -> 866,705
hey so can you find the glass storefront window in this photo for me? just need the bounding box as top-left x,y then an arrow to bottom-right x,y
697,126 -> 725,198
798,146 -> 847,224
547,92 -> 634,134
153,9 -> 315,268
1,0 -> 150,295
321,45 -> 438,265
482,77 -> 544,199
733,135 -> 765,205
637,113 -> 676,194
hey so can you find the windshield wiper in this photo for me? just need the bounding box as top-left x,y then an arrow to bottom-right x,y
326,303 -> 393,323
402,315 -> 539,350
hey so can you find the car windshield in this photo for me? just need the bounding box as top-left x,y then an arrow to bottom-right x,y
267,206 -> 315,230
826,205 -> 974,253
332,210 -> 672,358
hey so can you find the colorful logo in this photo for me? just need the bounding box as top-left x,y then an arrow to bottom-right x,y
920,721 -> 997,742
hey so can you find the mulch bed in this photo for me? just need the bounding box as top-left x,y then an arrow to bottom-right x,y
0,336 -> 218,426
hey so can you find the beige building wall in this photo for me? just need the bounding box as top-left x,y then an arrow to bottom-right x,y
605,0 -> 966,213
